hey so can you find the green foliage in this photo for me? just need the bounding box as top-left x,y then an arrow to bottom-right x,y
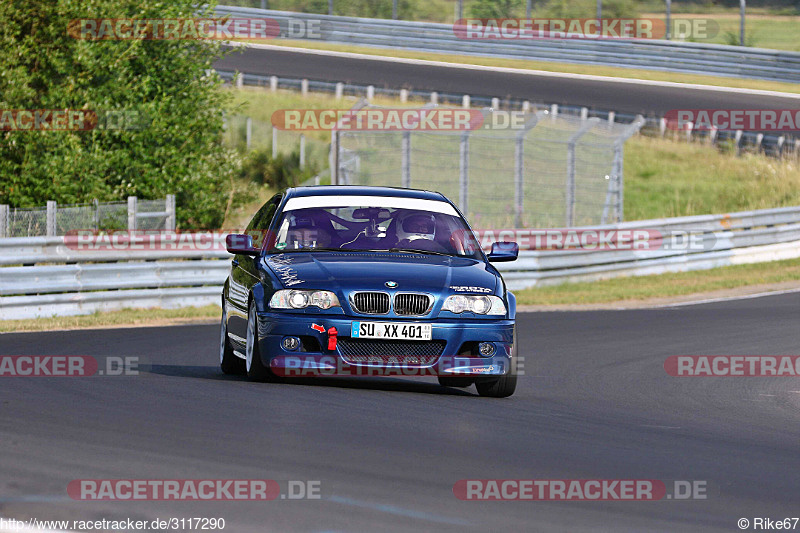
541,0 -> 639,18
722,29 -> 760,47
0,0 -> 238,228
239,147 -> 318,190
468,0 -> 525,18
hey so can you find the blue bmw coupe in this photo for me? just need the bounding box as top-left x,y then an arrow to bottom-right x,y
220,186 -> 519,397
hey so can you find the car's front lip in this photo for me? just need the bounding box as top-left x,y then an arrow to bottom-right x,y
255,311 -> 514,377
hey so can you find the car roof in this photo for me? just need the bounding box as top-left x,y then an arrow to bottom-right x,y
285,186 -> 447,202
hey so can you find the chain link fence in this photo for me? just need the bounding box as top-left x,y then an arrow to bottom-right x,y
0,196 -> 175,238
331,103 -> 643,228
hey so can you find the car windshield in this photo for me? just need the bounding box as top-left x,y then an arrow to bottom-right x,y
267,199 -> 482,260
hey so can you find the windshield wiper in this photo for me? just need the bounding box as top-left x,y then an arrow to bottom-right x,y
388,248 -> 452,257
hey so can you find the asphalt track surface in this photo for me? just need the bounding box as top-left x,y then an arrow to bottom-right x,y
2,292 -> 800,532
214,46 -> 800,116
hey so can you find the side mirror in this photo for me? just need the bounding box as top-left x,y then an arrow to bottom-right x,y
226,234 -> 259,255
488,241 -> 518,262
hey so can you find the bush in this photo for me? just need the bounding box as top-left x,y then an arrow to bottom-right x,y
239,148 -> 319,189
541,0 -> 640,19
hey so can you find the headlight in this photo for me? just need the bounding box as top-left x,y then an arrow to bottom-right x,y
270,289 -> 341,310
441,295 -> 506,316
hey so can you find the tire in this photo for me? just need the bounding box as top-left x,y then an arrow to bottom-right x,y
437,376 -> 473,388
475,328 -> 518,398
245,299 -> 275,381
220,303 -> 245,375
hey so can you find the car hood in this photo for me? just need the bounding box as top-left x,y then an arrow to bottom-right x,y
263,251 -> 499,295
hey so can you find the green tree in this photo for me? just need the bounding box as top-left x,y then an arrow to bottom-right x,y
0,0 -> 237,227
469,0 -> 525,18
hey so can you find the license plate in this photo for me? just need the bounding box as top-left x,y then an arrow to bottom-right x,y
351,322 -> 432,341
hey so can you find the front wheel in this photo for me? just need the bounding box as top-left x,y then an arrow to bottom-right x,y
246,299 -> 275,381
475,328 -> 518,398
220,303 -> 245,375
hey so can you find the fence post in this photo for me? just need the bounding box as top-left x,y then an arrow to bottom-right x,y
246,117 -> 252,150
272,127 -> 278,158
459,132 -> 470,214
166,194 -> 176,230
93,198 -> 100,231
565,118 -> 599,227
0,204 -> 8,238
46,200 -> 57,236
514,136 -> 524,227
299,134 -> 306,169
127,196 -> 137,231
330,130 -> 339,185
401,131 -> 411,188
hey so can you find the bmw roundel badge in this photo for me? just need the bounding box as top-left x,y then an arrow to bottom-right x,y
385,281 -> 398,288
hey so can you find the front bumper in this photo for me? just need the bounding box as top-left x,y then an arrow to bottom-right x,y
256,312 -> 514,377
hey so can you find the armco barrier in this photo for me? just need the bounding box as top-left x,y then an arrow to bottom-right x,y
1,205 -> 800,319
215,6 -> 800,83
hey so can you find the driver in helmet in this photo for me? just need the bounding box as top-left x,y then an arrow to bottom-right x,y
395,211 -> 436,244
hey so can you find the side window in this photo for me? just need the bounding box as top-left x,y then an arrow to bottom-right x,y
246,194 -> 282,249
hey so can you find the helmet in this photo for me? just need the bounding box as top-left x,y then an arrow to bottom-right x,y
395,211 -> 436,242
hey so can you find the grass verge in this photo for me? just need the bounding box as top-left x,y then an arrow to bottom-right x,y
240,40 -> 800,95
514,257 -> 800,305
0,305 -> 220,334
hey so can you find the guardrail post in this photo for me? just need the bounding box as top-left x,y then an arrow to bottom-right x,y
366,85 -> 374,101
685,121 -> 693,142
430,92 -> 438,105
127,196 -> 137,231
46,200 -> 57,236
566,118 -> 600,226
462,95 -> 470,108
756,133 -> 764,153
270,76 -> 278,92
709,126 -> 718,145
794,139 -> 800,160
491,97 -> 500,110
459,132 -> 470,214
166,194 -> 176,230
235,73 -> 243,89
335,82 -> 343,99
550,104 -> 558,120
301,79 -> 309,97
246,117 -> 252,150
608,111 -> 615,126
272,127 -> 278,158
400,89 -> 408,103
580,107 -> 588,121
735,129 -> 743,155
522,101 -> 530,112
0,204 -> 8,238
401,131 -> 411,188
659,117 -> 667,136
777,135 -> 785,158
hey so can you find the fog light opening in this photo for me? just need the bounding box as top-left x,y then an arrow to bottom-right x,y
282,336 -> 301,351
478,342 -> 495,357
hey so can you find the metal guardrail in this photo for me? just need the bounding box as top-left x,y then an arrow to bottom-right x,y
2,205 -> 800,318
215,6 -> 800,83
